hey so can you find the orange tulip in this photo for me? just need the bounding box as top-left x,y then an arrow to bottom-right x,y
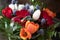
20,21 -> 39,39
25,21 -> 39,34
20,28 -> 31,40
43,8 -> 56,18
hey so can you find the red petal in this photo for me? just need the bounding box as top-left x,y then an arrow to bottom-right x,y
41,11 -> 54,26
2,7 -> 13,19
12,17 -> 21,23
16,9 -> 30,18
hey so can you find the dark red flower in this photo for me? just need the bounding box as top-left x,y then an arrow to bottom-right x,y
11,17 -> 26,26
16,9 -> 30,19
41,11 -> 54,26
2,7 -> 13,19
12,17 -> 21,23
11,9 -> 30,26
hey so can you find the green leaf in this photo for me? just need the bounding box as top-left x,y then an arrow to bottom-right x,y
58,32 -> 60,38
54,32 -> 57,37
54,22 -> 60,28
5,21 -> 8,29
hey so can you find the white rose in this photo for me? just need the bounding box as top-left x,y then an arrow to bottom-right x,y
32,10 -> 41,20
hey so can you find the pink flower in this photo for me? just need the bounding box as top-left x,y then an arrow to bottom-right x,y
2,7 -> 13,19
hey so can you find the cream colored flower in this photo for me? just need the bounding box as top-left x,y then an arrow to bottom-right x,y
0,16 -> 3,19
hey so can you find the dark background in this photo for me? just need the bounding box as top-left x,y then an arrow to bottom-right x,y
0,0 -> 60,13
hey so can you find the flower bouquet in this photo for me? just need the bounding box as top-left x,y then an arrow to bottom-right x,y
0,0 -> 60,40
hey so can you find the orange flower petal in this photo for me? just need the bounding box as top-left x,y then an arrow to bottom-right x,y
43,8 -> 56,18
20,28 -> 31,39
25,21 -> 39,34
25,21 -> 30,27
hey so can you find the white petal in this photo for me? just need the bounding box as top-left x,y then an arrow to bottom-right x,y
9,4 -> 15,10
17,4 -> 24,11
32,10 -> 41,20
14,4 -> 18,10
29,5 -> 34,10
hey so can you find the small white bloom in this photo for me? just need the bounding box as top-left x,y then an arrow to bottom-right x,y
0,16 -> 3,19
9,4 -> 15,10
29,5 -> 34,10
32,10 -> 41,20
17,4 -> 24,11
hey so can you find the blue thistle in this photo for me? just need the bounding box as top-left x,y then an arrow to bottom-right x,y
11,0 -> 18,4
12,10 -> 16,16
36,5 -> 40,10
41,18 -> 46,25
37,29 -> 44,35
24,3 -> 30,10
28,9 -> 34,14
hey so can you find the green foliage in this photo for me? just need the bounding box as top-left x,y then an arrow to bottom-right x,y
0,16 -> 22,40
0,8 -> 2,15
0,8 -> 60,40
30,0 -> 47,9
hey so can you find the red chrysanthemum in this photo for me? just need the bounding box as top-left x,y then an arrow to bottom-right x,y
41,11 -> 54,26
11,17 -> 27,26
2,7 -> 13,19
16,9 -> 30,19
